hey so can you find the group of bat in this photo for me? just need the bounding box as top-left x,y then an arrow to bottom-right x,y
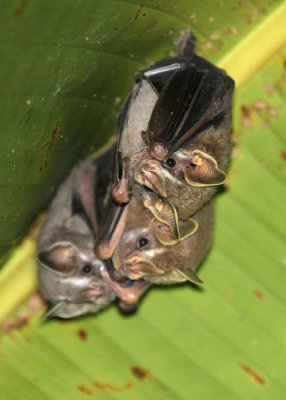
37,33 -> 235,319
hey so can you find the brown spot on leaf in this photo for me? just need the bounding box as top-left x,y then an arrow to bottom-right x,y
2,315 -> 28,333
267,107 -> 278,117
12,0 -> 29,18
131,366 -> 167,391
252,8 -> 259,16
134,4 -> 145,20
262,82 -> 274,95
283,60 -> 286,81
124,381 -> 133,389
240,105 -> 252,127
254,100 -> 267,113
93,381 -> 122,393
39,120 -> 61,172
77,385 -> 93,396
253,289 -> 263,300
243,15 -> 251,24
227,25 -> 238,35
210,30 -> 220,40
148,20 -> 158,28
41,121 -> 61,152
281,150 -> 286,161
1,293 -> 45,334
77,329 -> 87,341
239,364 -> 265,385
131,366 -> 147,380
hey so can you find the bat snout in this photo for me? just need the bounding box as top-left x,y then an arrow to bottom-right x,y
124,254 -> 165,280
135,162 -> 167,197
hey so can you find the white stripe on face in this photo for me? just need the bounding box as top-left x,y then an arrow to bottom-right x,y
161,168 -> 183,186
142,247 -> 166,258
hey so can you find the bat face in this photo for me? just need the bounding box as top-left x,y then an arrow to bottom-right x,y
38,241 -> 116,318
112,198 -> 214,284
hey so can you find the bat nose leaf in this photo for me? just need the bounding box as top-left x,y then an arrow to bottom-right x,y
135,162 -> 167,197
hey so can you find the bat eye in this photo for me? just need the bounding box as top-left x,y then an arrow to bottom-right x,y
82,264 -> 92,274
165,158 -> 176,168
138,238 -> 148,248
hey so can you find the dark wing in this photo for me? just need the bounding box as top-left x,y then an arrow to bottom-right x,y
71,161 -> 98,235
135,62 -> 182,95
144,63 -> 234,160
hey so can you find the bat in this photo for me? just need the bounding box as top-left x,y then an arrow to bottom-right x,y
37,148 -> 150,318
111,32 -> 234,235
96,193 -> 214,285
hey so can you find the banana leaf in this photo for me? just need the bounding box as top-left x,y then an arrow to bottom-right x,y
0,0 -> 286,399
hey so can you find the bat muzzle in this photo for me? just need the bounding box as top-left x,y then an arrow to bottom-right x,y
124,254 -> 164,280
135,161 -> 167,197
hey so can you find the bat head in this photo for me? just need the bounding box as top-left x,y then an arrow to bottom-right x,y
38,240 -> 116,318
112,199 -> 213,284
113,217 -> 175,282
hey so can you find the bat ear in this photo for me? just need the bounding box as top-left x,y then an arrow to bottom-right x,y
153,220 -> 177,245
41,301 -> 66,320
184,150 -> 227,187
38,243 -> 77,276
176,269 -> 203,285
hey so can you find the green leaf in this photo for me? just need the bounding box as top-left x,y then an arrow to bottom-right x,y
1,1 -> 286,399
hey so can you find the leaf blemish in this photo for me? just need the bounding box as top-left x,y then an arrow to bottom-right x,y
131,366 -> 147,380
131,366 -> 167,391
39,120 -> 61,172
253,289 -> 263,300
240,105 -> 252,128
239,364 -> 265,385
77,329 -> 87,340
148,21 -> 158,29
134,4 -> 145,20
281,150 -> 286,161
93,381 -> 122,393
12,0 -> 29,18
77,384 -> 93,396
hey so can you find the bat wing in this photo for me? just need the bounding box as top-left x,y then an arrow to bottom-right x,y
145,63 -> 234,160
